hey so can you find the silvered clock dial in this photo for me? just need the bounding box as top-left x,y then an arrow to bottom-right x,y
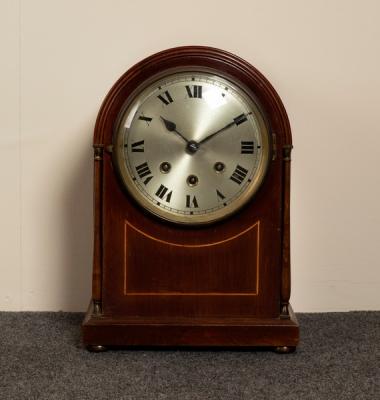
113,71 -> 271,224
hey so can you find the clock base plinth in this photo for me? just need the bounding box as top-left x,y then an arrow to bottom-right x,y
82,302 -> 299,351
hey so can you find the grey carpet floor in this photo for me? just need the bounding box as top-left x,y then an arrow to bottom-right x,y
0,312 -> 379,400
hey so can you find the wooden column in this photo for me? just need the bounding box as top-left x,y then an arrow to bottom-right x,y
281,144 -> 293,318
92,144 -> 103,315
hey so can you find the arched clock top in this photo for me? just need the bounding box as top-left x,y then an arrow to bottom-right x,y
93,46 -> 292,148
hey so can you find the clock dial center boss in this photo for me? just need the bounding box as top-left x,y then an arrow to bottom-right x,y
113,72 -> 270,224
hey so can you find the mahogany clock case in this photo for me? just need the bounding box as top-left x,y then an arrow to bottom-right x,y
82,46 -> 299,351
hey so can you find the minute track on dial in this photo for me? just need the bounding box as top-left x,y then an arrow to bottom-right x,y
116,71 -> 270,224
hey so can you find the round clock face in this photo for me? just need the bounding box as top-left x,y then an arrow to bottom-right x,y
113,70 -> 271,224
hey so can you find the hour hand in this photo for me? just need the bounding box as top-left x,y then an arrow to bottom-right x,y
160,116 -> 176,132
160,116 -> 189,144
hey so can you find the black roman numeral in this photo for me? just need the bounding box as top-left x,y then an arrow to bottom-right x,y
157,90 -> 174,105
185,85 -> 202,99
131,140 -> 145,153
135,162 -> 153,185
155,184 -> 172,203
138,115 -> 152,125
216,189 -> 226,201
186,195 -> 199,208
230,165 -> 248,185
234,113 -> 248,126
241,141 -> 254,154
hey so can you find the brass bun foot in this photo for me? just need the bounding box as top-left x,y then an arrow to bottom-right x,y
86,344 -> 108,353
274,346 -> 296,354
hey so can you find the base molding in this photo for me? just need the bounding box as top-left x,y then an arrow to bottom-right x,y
82,302 -> 299,350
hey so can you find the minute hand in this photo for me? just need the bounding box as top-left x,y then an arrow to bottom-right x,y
198,113 -> 249,146
198,121 -> 235,145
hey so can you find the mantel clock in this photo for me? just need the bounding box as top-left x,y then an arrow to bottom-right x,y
82,46 -> 299,352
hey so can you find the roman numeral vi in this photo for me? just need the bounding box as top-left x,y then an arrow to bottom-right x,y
186,195 -> 199,208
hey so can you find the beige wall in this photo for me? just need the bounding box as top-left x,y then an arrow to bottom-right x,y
1,0 -> 379,311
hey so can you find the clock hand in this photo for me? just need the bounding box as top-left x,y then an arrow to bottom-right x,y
198,113 -> 251,146
160,116 -> 190,144
198,121 -> 235,145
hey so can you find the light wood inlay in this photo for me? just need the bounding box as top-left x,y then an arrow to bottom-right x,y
124,221 -> 260,296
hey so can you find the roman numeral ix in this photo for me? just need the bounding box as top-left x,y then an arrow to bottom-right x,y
230,165 -> 249,185
135,162 -> 153,185
131,140 -> 145,153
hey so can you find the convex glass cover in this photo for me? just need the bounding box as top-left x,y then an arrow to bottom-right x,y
113,70 -> 270,224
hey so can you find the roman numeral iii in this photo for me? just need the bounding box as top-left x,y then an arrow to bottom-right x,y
157,90 -> 174,105
241,141 -> 254,154
135,162 -> 153,185
185,85 -> 202,98
230,165 -> 249,185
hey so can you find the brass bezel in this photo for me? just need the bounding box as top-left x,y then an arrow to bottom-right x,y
112,67 -> 271,225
